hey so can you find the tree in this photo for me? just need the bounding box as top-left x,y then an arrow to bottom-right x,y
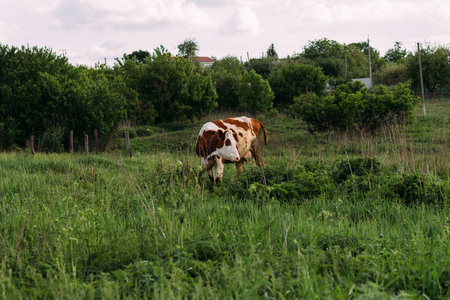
211,55 -> 245,76
177,38 -> 199,60
349,41 -> 384,74
126,50 -> 150,64
372,63 -> 406,86
301,38 -> 346,78
405,43 -> 450,93
266,44 -> 279,59
268,63 -> 327,109
237,70 -> 274,114
0,44 -> 131,150
210,56 -> 245,110
118,45 -> 217,123
384,42 -> 407,64
247,57 -> 277,79
303,38 -> 343,60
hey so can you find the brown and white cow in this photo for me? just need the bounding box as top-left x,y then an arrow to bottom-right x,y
195,116 -> 267,183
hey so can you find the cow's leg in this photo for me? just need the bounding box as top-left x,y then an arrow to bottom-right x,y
215,157 -> 224,182
235,160 -> 245,177
207,169 -> 215,183
202,157 -> 216,184
251,141 -> 264,168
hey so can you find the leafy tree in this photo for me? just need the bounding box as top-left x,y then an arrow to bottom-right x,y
268,63 -> 327,109
345,44 -> 370,78
384,42 -> 407,64
237,70 -> 274,114
126,50 -> 150,64
349,41 -> 384,74
301,38 -> 384,78
0,44 -> 131,150
302,38 -> 349,78
118,45 -> 217,123
211,55 -> 244,75
210,56 -> 245,110
405,43 -> 450,93
177,38 -> 199,60
266,44 -> 279,59
372,63 -> 406,86
303,38 -> 343,60
247,57 -> 276,79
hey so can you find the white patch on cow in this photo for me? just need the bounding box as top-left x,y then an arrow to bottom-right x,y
198,122 -> 219,136
215,130 -> 240,162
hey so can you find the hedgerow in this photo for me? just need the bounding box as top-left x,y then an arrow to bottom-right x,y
291,81 -> 420,132
210,157 -> 449,206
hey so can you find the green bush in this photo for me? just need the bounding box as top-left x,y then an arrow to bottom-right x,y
391,174 -> 446,205
372,63 -> 406,86
238,70 -> 274,114
40,126 -> 65,153
268,63 -> 327,109
291,81 -> 419,131
331,157 -> 382,184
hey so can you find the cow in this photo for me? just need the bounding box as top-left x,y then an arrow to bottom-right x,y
195,116 -> 267,183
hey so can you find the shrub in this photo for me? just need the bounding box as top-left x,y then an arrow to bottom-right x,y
372,63 -> 406,86
291,81 -> 419,132
268,63 -> 327,109
237,70 -> 274,114
331,157 -> 382,184
391,174 -> 446,205
40,126 -> 65,153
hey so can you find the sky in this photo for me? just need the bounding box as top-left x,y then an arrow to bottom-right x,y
1,0 -> 449,67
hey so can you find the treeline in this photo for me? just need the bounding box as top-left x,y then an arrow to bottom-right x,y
0,39 -> 449,151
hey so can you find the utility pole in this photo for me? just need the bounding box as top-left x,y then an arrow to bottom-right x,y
417,42 -> 426,115
344,44 -> 348,80
368,36 -> 372,88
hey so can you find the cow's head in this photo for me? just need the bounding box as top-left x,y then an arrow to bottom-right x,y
216,129 -> 240,162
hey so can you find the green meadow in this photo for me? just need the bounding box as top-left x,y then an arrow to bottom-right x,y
1,100 -> 449,299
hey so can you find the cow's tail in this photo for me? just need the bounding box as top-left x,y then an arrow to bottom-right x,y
259,121 -> 267,145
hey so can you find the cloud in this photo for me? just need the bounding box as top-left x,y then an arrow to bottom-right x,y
0,20 -> 20,41
221,7 -> 260,35
35,0 -> 214,30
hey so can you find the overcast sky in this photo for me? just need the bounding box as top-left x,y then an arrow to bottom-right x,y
1,0 -> 449,66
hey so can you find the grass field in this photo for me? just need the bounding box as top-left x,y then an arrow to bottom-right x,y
1,100 -> 449,299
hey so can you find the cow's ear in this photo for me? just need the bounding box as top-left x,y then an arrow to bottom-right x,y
217,129 -> 224,139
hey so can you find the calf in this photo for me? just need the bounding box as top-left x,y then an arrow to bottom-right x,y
195,116 -> 267,183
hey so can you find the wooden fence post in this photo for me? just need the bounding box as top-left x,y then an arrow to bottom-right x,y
30,135 -> 35,155
94,129 -> 99,154
124,131 -> 132,158
70,131 -> 74,153
84,134 -> 89,155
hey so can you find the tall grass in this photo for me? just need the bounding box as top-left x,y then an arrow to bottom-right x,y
0,100 -> 449,299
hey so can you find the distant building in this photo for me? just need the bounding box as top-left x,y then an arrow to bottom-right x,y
352,78 -> 373,89
195,57 -> 214,67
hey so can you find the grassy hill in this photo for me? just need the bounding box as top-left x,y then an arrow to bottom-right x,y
0,100 -> 449,299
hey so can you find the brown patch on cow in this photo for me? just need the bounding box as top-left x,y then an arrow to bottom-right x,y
230,128 -> 239,143
250,119 -> 261,136
222,118 -> 251,131
212,120 -> 228,130
250,119 -> 267,145
216,138 -> 224,149
222,158 -> 232,164
225,139 -> 231,146
195,130 -> 224,158
238,132 -> 244,137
